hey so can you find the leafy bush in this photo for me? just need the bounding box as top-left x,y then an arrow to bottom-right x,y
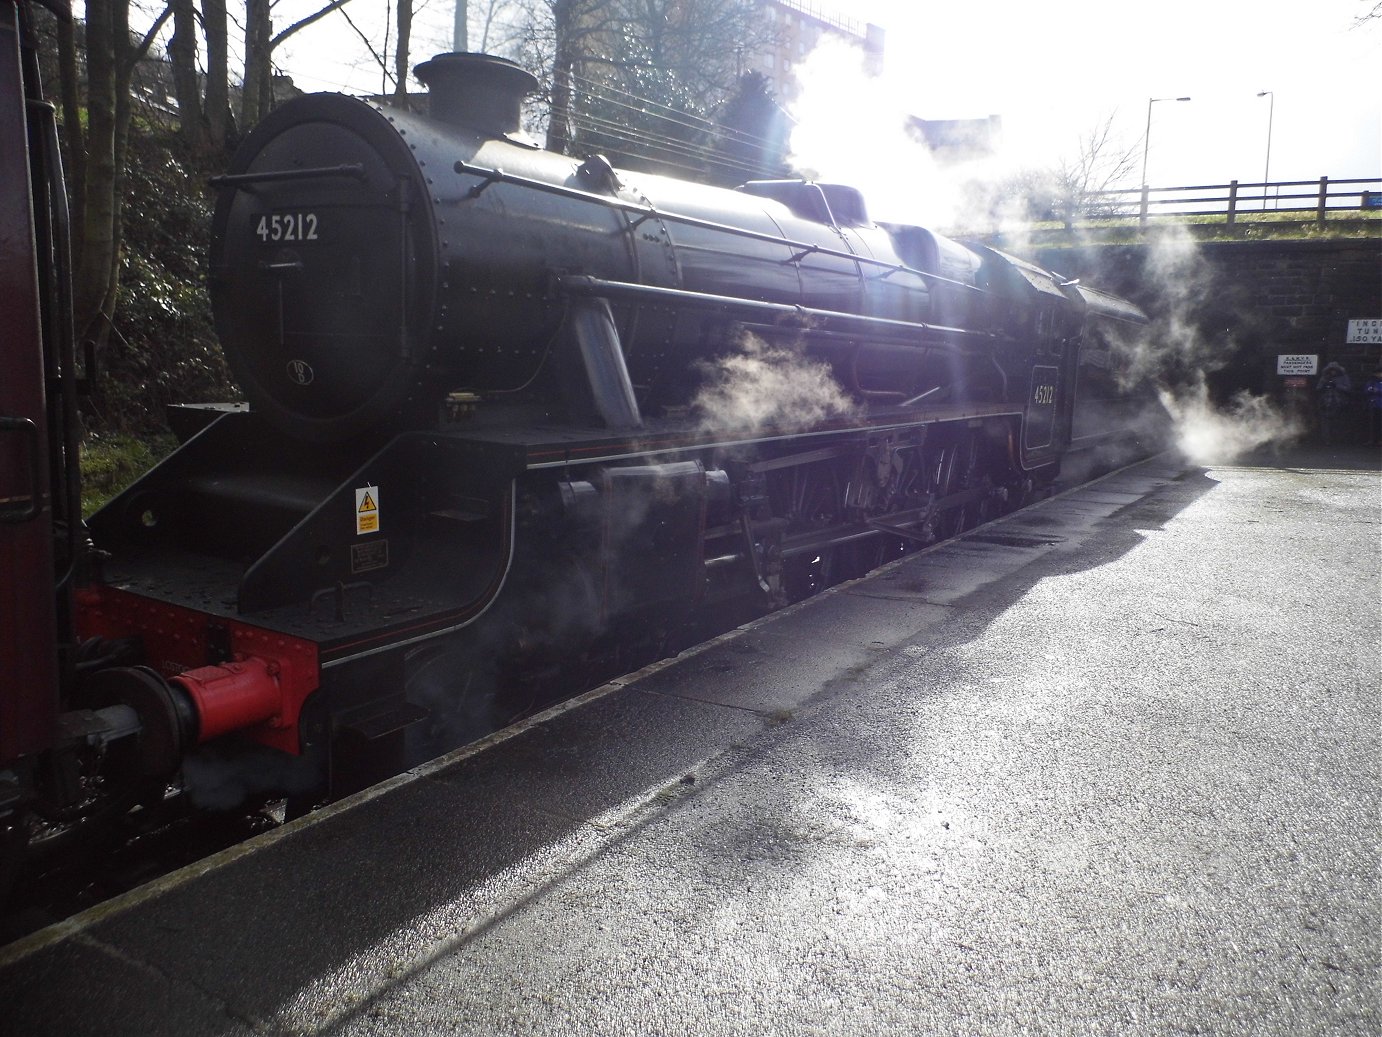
84,121 -> 240,434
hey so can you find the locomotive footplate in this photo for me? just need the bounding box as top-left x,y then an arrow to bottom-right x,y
87,424 -> 522,647
438,397 -> 1026,472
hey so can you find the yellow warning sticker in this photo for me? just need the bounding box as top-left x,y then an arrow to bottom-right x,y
355,485 -> 380,535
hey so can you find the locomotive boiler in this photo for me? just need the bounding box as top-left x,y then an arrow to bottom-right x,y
2,23 -> 1159,896
209,53 -> 1000,442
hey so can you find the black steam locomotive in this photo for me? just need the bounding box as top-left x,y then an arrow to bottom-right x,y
1,5 -> 1156,892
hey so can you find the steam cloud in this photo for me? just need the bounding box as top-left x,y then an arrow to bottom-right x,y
1121,226 -> 1218,388
1110,226 -> 1306,464
691,330 -> 859,435
1158,374 -> 1305,465
787,40 -> 946,225
182,739 -> 322,810
785,38 -> 1044,234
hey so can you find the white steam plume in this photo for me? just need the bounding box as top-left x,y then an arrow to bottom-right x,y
1122,225 -> 1219,387
1159,374 -> 1304,464
785,38 -> 1074,239
1115,226 -> 1305,463
692,330 -> 859,435
787,39 -> 990,228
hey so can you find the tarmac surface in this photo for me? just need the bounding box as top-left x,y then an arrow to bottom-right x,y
1,446 -> 1378,1036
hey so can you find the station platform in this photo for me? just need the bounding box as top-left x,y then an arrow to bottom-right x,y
1,447 -> 1378,1037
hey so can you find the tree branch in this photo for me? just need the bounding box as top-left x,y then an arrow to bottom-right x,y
132,4 -> 174,63
337,4 -> 393,87
272,0 -> 355,50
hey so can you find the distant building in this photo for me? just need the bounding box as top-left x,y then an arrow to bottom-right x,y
746,0 -> 885,101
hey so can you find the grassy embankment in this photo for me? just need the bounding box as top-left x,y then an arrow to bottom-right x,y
954,210 -> 1382,249
80,433 -> 178,517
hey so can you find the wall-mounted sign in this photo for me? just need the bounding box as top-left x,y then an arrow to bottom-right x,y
1346,319 -> 1382,344
1277,354 -> 1319,375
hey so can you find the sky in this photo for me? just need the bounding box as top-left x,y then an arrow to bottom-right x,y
161,0 -> 1382,195
845,0 -> 1382,188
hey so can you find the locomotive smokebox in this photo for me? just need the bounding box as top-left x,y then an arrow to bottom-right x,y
413,53 -> 537,134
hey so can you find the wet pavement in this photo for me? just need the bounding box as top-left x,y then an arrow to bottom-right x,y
1,447 -> 1378,1036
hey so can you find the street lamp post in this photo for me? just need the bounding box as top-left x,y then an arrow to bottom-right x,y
1257,90 -> 1275,210
1141,95 -> 1192,188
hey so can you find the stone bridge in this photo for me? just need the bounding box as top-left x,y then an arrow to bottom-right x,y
1024,236 -> 1381,399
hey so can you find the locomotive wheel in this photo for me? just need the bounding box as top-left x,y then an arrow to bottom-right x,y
954,435 -> 984,534
930,432 -> 976,540
402,642 -> 501,763
784,461 -> 843,531
779,462 -> 844,602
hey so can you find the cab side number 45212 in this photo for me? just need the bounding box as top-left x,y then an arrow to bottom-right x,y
256,212 -> 319,243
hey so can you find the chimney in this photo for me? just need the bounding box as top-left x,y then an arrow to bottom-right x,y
413,53 -> 537,134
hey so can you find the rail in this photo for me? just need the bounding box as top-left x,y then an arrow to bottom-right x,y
1131,176 -> 1380,227
1002,176 -> 1382,231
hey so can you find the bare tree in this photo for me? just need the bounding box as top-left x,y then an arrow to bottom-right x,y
393,0 -> 413,107
507,0 -> 773,157
542,0 -> 622,153
1051,112 -> 1141,226
73,0 -> 171,344
957,115 -> 1141,233
242,0 -> 354,126
203,0 -> 234,147
168,0 -> 204,149
241,0 -> 272,122
474,0 -> 513,51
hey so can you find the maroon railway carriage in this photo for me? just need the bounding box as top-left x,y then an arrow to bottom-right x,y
2,0 -> 71,888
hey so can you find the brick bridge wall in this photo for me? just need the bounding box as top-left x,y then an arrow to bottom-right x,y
1029,237 -> 1381,399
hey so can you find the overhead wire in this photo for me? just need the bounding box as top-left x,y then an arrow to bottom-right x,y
569,71 -> 727,139
569,69 -> 788,155
567,103 -> 782,177
560,75 -> 789,181
566,108 -> 768,180
562,108 -> 757,175
566,118 -> 773,182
